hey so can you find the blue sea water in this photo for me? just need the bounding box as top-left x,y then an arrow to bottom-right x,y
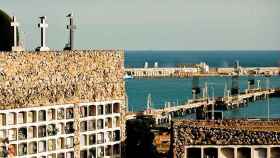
125,50 -> 280,118
125,50 -> 280,68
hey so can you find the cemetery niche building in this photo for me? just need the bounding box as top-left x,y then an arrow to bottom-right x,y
0,50 -> 126,158
172,120 -> 280,158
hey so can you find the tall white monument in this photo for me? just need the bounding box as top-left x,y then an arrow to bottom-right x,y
11,16 -> 24,51
36,16 -> 50,51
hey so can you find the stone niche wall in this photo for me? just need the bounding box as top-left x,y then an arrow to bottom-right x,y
0,50 -> 125,109
173,120 -> 280,158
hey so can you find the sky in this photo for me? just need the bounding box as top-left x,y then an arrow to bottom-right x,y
1,0 -> 280,50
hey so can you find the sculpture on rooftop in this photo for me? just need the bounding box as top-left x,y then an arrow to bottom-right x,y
11,16 -> 24,52
64,13 -> 76,51
35,16 -> 50,51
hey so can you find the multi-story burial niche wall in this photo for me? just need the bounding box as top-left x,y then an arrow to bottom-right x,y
0,50 -> 126,158
0,50 -> 125,108
172,120 -> 280,158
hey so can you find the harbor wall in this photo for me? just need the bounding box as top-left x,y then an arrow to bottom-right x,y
125,67 -> 280,78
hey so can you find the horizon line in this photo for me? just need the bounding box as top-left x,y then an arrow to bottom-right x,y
125,49 -> 280,52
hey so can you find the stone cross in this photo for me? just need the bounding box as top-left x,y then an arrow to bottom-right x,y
11,16 -> 24,52
38,16 -> 48,48
66,13 -> 76,50
11,16 -> 19,47
36,16 -> 49,51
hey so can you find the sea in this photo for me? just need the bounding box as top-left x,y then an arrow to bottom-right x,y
125,50 -> 280,119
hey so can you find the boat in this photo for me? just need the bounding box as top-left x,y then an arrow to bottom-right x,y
123,74 -> 133,79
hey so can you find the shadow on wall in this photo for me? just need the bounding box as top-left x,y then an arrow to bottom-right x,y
125,116 -> 171,158
0,9 -> 18,51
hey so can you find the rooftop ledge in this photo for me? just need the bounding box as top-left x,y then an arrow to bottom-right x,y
174,120 -> 280,132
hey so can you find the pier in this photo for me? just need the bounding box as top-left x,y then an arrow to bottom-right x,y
134,87 -> 280,125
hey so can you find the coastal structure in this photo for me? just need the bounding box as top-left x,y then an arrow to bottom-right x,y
125,63 -> 280,78
134,86 -> 280,126
0,50 -> 126,158
125,62 -> 208,78
172,120 -> 280,158
125,67 -> 199,78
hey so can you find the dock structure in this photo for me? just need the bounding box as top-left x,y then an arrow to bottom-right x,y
134,87 -> 280,125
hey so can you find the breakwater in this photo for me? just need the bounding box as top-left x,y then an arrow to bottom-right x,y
125,67 -> 279,78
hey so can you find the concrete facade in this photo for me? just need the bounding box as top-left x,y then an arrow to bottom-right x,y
185,145 -> 280,158
0,101 -> 122,158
